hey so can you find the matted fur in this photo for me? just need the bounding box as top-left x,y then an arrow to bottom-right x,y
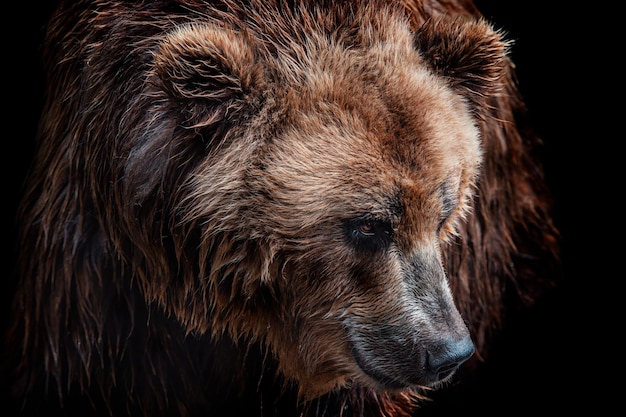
4,1 -> 559,416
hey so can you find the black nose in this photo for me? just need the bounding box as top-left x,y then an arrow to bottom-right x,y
426,336 -> 475,382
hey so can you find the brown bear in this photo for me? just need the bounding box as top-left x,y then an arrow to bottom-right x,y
3,0 -> 560,416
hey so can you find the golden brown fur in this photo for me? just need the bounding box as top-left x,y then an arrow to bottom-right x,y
3,1 -> 559,416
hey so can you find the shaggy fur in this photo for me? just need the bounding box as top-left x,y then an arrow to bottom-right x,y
4,1 -> 559,416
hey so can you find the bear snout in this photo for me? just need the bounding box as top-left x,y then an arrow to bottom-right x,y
347,317 -> 474,390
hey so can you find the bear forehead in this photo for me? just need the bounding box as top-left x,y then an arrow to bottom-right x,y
257,78 -> 479,235
256,17 -> 482,186
270,55 -> 481,195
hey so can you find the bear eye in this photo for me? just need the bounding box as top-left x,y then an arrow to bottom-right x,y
345,218 -> 392,252
356,222 -> 375,236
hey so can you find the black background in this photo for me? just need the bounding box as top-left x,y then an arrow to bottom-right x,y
4,1 -> 606,415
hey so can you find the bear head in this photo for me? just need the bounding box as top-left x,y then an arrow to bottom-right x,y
129,1 -> 509,398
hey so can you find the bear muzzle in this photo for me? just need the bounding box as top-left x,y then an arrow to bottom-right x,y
349,322 -> 474,390
345,249 -> 475,389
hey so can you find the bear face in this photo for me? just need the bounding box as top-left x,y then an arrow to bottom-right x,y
7,1 -> 558,416
145,2 -> 505,398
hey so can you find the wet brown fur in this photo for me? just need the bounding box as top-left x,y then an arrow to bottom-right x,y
4,1 -> 559,416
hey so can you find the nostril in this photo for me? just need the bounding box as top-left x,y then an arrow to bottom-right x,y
426,336 -> 475,382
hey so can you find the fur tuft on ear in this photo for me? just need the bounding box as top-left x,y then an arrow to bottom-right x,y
415,17 -> 509,103
154,23 -> 263,128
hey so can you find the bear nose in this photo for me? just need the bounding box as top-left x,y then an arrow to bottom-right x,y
426,336 -> 475,382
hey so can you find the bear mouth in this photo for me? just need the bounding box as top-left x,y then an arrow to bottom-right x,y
350,344 -> 425,391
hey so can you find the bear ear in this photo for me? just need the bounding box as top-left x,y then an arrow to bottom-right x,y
414,17 -> 509,103
153,23 -> 263,128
